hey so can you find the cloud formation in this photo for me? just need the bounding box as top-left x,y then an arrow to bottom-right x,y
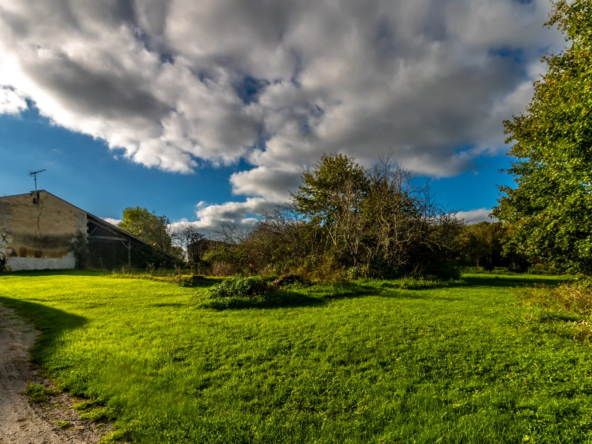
0,0 -> 563,228
456,208 -> 497,225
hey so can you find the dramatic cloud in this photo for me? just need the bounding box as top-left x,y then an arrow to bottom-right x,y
0,0 -> 564,228
456,208 -> 497,225
169,197 -> 279,234
230,167 -> 302,201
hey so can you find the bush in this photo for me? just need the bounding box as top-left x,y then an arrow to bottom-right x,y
209,277 -> 270,298
522,279 -> 592,316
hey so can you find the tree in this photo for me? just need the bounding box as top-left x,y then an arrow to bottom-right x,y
494,0 -> 592,274
292,153 -> 462,276
176,225 -> 207,263
293,153 -> 369,266
118,207 -> 173,253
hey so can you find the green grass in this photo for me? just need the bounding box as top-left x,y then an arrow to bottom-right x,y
1,271 -> 590,443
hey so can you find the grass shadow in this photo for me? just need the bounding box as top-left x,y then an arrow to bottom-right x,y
149,303 -> 186,308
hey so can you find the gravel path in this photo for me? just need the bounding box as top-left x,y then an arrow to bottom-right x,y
0,303 -> 108,444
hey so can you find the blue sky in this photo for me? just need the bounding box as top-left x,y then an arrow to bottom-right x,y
0,0 -> 562,230
0,107 -> 512,222
0,108 -> 240,222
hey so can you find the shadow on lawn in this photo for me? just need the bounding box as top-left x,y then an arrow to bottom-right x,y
0,296 -> 87,365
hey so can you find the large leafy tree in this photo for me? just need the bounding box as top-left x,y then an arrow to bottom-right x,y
118,206 -> 173,253
293,153 -> 369,264
494,0 -> 592,274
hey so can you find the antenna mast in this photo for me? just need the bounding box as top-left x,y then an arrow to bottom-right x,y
29,169 -> 46,193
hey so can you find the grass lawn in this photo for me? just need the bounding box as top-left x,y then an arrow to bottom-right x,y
1,272 -> 591,443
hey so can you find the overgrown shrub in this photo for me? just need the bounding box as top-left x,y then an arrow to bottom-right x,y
522,279 -> 592,315
207,154 -> 463,281
516,279 -> 592,342
209,277 -> 270,298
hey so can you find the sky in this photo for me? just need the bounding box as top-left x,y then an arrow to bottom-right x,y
0,0 -> 564,232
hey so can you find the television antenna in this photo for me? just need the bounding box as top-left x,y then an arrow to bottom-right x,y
29,169 -> 46,192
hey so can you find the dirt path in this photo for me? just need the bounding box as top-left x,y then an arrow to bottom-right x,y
0,303 -> 109,444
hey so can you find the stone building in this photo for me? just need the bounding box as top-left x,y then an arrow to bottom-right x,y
0,190 -> 176,271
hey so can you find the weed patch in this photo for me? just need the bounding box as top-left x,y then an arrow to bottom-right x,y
79,406 -> 112,423
25,384 -> 56,403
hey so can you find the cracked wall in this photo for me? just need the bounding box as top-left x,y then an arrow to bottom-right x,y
0,191 -> 86,271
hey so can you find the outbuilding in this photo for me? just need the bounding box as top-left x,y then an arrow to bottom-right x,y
0,190 -> 176,271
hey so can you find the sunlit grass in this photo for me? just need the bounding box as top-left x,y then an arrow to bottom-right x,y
1,271 -> 589,443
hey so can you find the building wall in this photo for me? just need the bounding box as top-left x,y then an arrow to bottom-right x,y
0,191 -> 87,271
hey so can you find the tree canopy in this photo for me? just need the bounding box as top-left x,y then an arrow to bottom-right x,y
118,206 -> 173,254
494,0 -> 592,274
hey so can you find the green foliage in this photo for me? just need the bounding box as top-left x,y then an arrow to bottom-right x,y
208,277 -> 269,298
74,399 -> 98,412
55,420 -> 71,429
294,153 -> 369,231
494,0 -> 592,274
70,229 -> 90,270
79,406 -> 113,422
457,222 -> 529,272
170,246 -> 185,261
3,271 -> 590,443
514,277 -> 592,341
118,206 -> 173,253
521,278 -> 592,316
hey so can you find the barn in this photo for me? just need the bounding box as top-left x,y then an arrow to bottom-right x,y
0,190 -> 176,272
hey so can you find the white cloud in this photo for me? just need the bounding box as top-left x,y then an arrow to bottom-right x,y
0,87 -> 26,115
0,0 -> 564,222
456,208 -> 497,225
103,217 -> 122,226
169,197 -> 280,235
230,166 -> 302,200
